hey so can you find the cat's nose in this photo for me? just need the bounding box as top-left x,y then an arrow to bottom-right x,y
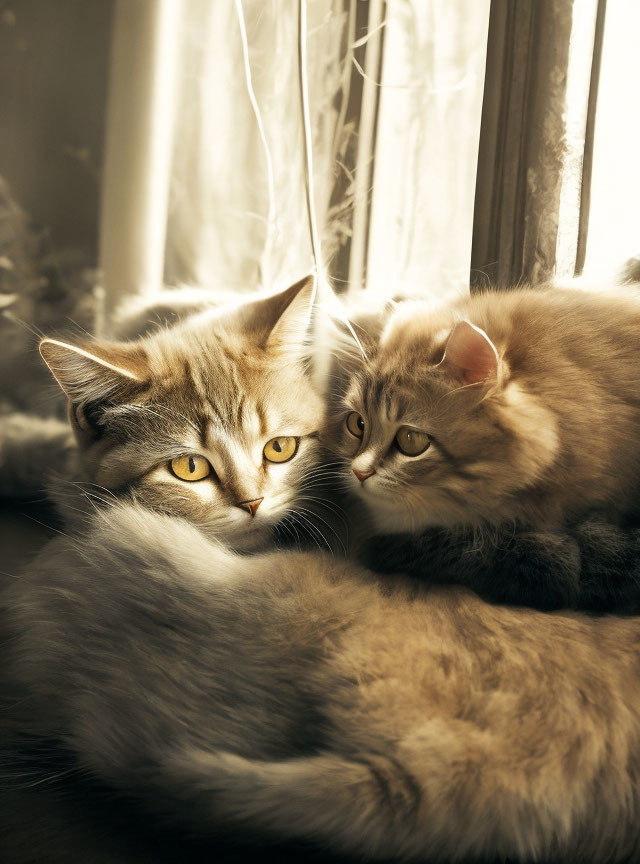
236,497 -> 264,517
353,468 -> 376,483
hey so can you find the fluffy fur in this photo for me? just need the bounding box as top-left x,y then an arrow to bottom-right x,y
4,501 -> 640,862
328,286 -> 640,610
4,282 -> 640,859
360,516 -> 640,612
333,286 -> 640,532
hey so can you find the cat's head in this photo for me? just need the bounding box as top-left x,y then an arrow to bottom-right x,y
41,277 -> 325,550
327,302 -> 558,532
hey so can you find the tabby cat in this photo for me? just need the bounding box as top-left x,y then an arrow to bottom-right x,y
0,274 -> 344,864
36,275 -> 324,550
330,286 -> 640,610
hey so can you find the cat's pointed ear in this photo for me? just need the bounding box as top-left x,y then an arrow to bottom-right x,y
264,274 -> 316,354
237,275 -> 315,357
40,338 -> 149,405
440,320 -> 501,385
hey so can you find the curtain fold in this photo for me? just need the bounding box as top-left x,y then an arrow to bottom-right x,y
471,0 -> 586,289
573,0 -> 606,277
99,0 -> 181,316
367,0 -> 491,302
164,0 -> 356,294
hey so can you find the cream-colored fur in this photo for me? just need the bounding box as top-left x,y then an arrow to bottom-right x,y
4,281 -> 640,861
4,500 -> 640,862
332,286 -> 640,531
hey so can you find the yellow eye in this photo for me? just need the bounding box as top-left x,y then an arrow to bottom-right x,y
346,412 -> 365,438
170,454 -> 212,481
395,427 -> 430,457
263,436 -> 298,464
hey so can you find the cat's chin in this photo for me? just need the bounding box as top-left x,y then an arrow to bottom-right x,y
357,490 -> 449,535
212,522 -> 275,553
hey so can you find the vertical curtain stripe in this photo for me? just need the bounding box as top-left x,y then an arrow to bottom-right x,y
574,0 -> 607,278
99,0 -> 181,318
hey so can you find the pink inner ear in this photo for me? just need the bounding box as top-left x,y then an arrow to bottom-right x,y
442,320 -> 499,384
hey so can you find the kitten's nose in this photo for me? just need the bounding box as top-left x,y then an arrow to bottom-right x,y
236,497 -> 264,517
353,468 -> 376,483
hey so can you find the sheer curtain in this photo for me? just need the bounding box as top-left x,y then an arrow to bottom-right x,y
99,0 -> 491,318
367,0 -> 490,303
583,0 -> 640,278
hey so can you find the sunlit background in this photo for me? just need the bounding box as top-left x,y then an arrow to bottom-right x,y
0,0 -> 636,327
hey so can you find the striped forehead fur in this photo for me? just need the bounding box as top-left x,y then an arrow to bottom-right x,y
140,317 -> 319,437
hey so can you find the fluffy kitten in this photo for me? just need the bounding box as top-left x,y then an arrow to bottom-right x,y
330,286 -> 640,609
37,276 -> 324,550
4,501 -> 640,863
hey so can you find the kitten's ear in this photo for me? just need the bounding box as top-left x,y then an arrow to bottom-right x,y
40,338 -> 149,401
440,320 -> 501,385
237,275 -> 315,356
40,338 -> 149,438
265,274 -> 316,354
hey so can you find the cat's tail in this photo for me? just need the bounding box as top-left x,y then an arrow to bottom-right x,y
162,747 -> 427,860
159,745 -> 635,863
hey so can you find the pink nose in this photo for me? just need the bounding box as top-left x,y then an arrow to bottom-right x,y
353,468 -> 376,483
236,497 -> 264,517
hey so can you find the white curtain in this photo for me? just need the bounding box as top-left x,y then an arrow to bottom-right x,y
99,0 -> 490,317
367,0 -> 490,302
584,0 -> 640,278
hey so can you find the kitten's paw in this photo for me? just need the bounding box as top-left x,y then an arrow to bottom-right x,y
492,530 -> 581,610
570,514 -> 640,611
358,526 -> 458,581
358,533 -> 420,576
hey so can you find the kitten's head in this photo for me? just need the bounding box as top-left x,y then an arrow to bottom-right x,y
327,302 -> 558,532
41,277 -> 325,550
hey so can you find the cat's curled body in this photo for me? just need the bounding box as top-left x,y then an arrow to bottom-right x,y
4,500 -> 640,863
